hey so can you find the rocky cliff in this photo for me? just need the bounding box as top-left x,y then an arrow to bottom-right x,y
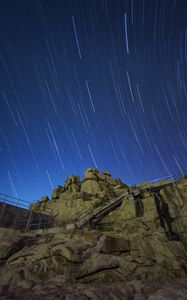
0,168 -> 187,299
30,168 -> 128,225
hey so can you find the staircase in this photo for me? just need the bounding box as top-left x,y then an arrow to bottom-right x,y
75,179 -> 178,229
75,190 -> 129,229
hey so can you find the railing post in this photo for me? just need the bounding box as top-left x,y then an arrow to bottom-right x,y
0,203 -> 6,225
12,204 -> 19,229
25,210 -> 33,232
37,215 -> 42,230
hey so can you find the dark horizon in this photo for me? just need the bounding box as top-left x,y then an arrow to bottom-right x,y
1,0 -> 187,202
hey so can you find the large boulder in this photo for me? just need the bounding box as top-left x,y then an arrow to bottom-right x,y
64,175 -> 80,193
97,235 -> 130,254
83,168 -> 99,181
0,229 -> 35,266
81,168 -> 102,195
0,229 -> 22,262
99,170 -> 116,186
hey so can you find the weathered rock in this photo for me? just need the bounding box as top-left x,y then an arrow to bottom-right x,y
64,175 -> 80,193
52,185 -> 65,199
97,235 -> 130,254
84,285 -> 135,300
99,170 -> 116,186
0,229 -> 35,265
115,177 -> 127,186
0,229 -> 22,260
2,171 -> 187,299
51,239 -> 90,263
81,168 -> 102,195
0,227 -> 186,298
75,253 -> 119,279
41,196 -> 50,202
29,168 -> 127,223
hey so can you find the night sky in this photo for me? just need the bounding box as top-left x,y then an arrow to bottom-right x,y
1,0 -> 187,202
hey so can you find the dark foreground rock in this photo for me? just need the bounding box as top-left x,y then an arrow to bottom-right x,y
1,278 -> 187,299
0,227 -> 187,299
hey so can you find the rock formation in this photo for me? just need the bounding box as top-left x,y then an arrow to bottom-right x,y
81,168 -> 102,195
1,168 -> 187,299
29,167 -> 128,224
64,175 -> 81,193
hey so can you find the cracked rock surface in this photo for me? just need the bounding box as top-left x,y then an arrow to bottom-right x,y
0,227 -> 187,299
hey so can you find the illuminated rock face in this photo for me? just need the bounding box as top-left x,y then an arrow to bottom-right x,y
64,175 -> 81,193
29,169 -> 187,247
51,186 -> 65,199
81,168 -> 102,195
1,174 -> 187,299
29,168 -> 128,223
83,168 -> 99,180
99,170 -> 116,186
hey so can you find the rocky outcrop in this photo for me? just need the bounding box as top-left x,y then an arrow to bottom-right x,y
30,167 -> 128,224
0,226 -> 187,299
51,185 -> 64,199
64,175 -> 81,193
2,170 -> 187,299
81,168 -> 102,195
98,179 -> 187,245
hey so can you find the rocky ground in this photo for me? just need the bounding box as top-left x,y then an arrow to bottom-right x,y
1,278 -> 187,299
0,227 -> 187,299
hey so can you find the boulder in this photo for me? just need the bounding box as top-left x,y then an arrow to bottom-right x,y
0,229 -> 34,264
99,170 -> 116,186
97,235 -> 130,254
83,168 -> 99,181
64,175 -> 80,193
41,196 -> 50,202
81,180 -> 101,195
52,185 -> 65,199
81,168 -> 102,195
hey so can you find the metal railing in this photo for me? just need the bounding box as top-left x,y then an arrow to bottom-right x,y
75,171 -> 187,229
0,194 -> 53,231
0,193 -> 31,208
146,170 -> 186,185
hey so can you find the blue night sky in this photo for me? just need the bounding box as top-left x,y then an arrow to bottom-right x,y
1,0 -> 187,202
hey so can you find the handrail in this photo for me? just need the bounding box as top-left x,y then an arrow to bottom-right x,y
0,198 -> 29,209
0,193 -> 31,204
75,174 -> 186,229
146,170 -> 186,184
0,193 -> 31,209
76,190 -> 128,228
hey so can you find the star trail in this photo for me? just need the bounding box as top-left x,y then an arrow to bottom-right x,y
1,0 -> 187,201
